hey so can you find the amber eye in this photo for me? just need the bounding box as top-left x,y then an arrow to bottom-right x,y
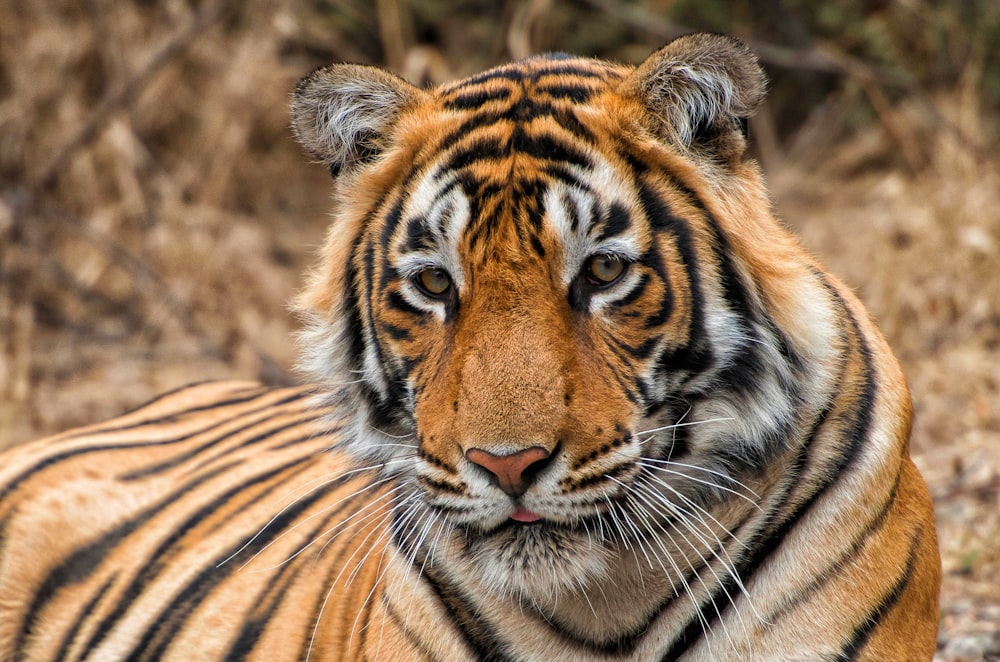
587,254 -> 627,286
415,268 -> 452,296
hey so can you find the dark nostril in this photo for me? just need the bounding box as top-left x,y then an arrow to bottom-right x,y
520,455 -> 550,485
465,446 -> 552,498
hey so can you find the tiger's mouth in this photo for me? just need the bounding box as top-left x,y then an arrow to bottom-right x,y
509,506 -> 543,523
469,505 -> 606,541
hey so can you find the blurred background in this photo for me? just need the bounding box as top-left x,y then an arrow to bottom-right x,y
0,1 -> 997,658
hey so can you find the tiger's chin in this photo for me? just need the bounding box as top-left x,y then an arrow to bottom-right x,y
464,521 -> 613,605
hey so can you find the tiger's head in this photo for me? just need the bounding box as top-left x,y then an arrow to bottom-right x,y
292,34 -> 840,608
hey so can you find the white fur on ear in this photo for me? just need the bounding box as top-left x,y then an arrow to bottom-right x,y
291,64 -> 424,176
623,33 -> 766,154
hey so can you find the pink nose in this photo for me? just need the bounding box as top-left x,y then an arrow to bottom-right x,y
465,446 -> 552,498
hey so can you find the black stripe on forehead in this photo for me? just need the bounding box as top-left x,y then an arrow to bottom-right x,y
595,202 -> 632,241
441,56 -> 620,96
443,87 -> 512,111
511,128 -> 592,169
437,105 -> 596,160
559,188 -> 586,234
401,196 -> 462,253
402,59 -> 625,260
445,83 -> 602,111
435,116 -> 594,175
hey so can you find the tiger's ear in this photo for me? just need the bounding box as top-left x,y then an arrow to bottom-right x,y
291,64 -> 425,176
622,33 -> 766,158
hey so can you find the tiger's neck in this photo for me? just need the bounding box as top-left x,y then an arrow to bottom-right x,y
371,493 -> 772,660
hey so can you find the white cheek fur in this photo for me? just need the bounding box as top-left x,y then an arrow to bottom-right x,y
391,170 -> 472,321
542,164 -> 646,315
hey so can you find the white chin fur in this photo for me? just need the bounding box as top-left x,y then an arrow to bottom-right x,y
469,525 -> 611,605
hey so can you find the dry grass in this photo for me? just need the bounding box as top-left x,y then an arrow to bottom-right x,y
1,1 -> 997,658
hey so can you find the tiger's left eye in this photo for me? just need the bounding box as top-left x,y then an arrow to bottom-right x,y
415,268 -> 452,296
587,254 -> 627,286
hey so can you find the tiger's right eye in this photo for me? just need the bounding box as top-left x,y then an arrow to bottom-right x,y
586,254 -> 627,286
415,268 -> 452,297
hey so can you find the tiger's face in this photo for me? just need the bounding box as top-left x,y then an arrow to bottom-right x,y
293,36 -> 836,606
370,119 -> 690,598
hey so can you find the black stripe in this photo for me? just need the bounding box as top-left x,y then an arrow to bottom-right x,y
596,202 -> 632,241
837,529 -> 923,661
393,521 -> 511,661
530,62 -> 618,81
119,469 -> 362,659
380,320 -> 413,341
362,201 -> 407,416
613,333 -> 661,361
617,273 -> 650,309
541,163 -> 588,191
537,83 -> 594,102
441,137 -> 508,172
220,565 -> 303,661
377,198 -> 406,291
444,67 -> 525,91
56,388 -> 276,441
443,59 -> 612,97
0,387 -> 296,528
640,244 -> 674,329
529,233 -> 546,258
559,189 -> 584,232
766,469 -> 903,624
511,128 -> 591,168
91,382 -> 266,424
297,487 -> 393,662
661,288 -> 873,658
382,595 -> 446,662
443,87 -> 512,110
419,566 -> 514,662
404,215 -> 433,252
433,103 -> 597,163
52,573 -> 117,660
701,209 -> 758,326
117,398 -> 314,479
13,461 -> 237,655
341,233 -> 368,381
220,490 -> 362,661
547,106 -> 596,142
386,290 -> 423,317
671,183 -> 803,375
428,112 -> 503,159
73,458 -> 314,657
271,424 -> 342,451
636,180 -> 713,379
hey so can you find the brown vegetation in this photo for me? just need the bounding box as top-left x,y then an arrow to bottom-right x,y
1,1 -> 997,658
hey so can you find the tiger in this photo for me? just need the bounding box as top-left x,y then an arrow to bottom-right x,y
0,32 -> 940,661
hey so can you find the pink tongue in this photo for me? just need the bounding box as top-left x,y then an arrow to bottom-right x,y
510,507 -> 542,523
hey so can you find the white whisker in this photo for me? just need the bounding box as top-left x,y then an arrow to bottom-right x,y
638,456 -> 761,498
307,498 -> 405,661
609,475 -> 711,641
638,460 -> 762,510
218,467 -> 403,569
632,472 -> 766,631
251,483 -> 405,573
634,416 -> 735,436
633,480 -> 746,653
